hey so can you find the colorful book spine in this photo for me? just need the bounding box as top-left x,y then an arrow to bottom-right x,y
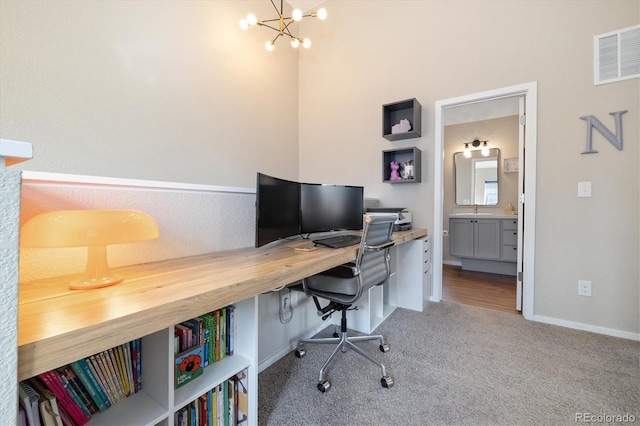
122,342 -> 135,394
115,345 -> 131,396
38,370 -> 91,426
70,359 -> 111,411
134,338 -> 142,392
55,366 -> 96,415
87,355 -> 115,405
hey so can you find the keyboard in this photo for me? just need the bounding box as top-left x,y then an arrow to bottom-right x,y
312,234 -> 361,249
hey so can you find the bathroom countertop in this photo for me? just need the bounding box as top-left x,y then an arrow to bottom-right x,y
448,213 -> 518,219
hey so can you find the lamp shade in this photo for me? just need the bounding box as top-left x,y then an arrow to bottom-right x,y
21,210 -> 159,290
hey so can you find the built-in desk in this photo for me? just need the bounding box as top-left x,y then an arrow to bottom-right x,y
18,227 -> 428,382
18,228 -> 427,425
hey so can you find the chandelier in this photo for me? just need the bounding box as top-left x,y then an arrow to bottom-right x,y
240,0 -> 327,51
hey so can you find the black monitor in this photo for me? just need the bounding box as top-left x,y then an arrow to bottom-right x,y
255,173 -> 301,248
300,183 -> 364,234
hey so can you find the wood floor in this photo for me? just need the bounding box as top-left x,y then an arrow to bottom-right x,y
442,264 -> 519,314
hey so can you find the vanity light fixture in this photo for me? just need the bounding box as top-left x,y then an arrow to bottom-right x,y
240,0 -> 327,51
481,141 -> 490,157
20,209 -> 159,290
463,139 -> 489,157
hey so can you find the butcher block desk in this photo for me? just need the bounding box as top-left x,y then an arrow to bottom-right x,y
18,228 -> 428,382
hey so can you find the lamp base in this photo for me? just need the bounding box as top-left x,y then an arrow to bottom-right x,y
69,275 -> 123,290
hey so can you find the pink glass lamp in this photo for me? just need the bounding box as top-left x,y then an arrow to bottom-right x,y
20,210 -> 159,290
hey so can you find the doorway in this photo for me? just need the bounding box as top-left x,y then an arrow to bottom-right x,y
432,82 -> 538,320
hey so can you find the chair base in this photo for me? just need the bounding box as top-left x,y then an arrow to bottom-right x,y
294,309 -> 393,392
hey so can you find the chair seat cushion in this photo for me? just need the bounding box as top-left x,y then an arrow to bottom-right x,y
305,263 -> 359,297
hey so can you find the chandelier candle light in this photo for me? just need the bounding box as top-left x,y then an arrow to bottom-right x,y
240,0 -> 327,51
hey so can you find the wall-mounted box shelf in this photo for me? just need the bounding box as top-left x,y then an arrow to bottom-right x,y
383,147 -> 421,183
382,98 -> 422,141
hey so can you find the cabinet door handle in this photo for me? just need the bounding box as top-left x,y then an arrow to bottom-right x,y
513,232 -> 517,235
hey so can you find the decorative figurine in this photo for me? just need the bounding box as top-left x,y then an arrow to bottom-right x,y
390,161 -> 402,180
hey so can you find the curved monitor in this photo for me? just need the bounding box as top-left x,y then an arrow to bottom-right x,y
255,173 -> 301,247
300,183 -> 364,234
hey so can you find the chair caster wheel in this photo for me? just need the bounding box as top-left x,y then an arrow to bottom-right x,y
380,343 -> 390,353
333,332 -> 339,338
295,348 -> 305,358
381,376 -> 394,388
317,381 -> 331,392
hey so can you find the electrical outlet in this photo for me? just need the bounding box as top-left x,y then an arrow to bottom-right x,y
279,288 -> 292,312
578,280 -> 592,297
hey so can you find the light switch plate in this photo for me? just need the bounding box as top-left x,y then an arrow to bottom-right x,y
578,181 -> 592,198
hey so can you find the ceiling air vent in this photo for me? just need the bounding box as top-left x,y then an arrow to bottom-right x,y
594,24 -> 640,85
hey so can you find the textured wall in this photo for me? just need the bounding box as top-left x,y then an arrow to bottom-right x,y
0,168 -> 20,425
19,174 -> 256,282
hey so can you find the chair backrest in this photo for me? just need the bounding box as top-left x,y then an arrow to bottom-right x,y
355,214 -> 397,292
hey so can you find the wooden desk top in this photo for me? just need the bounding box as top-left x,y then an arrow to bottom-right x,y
18,228 -> 427,381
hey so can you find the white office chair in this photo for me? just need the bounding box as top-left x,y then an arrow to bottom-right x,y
294,213 -> 397,392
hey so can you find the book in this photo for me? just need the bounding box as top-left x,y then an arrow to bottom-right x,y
28,377 -> 64,426
38,370 -> 91,426
175,324 -> 191,353
70,359 -> 111,411
88,355 -> 115,405
227,376 -> 235,426
55,365 -> 98,415
89,354 -> 117,404
115,344 -> 131,396
18,381 -> 40,426
134,338 -> 142,392
175,344 -> 204,389
216,383 -> 224,426
219,308 -> 226,361
122,341 -> 135,395
214,310 -> 221,363
226,306 -> 235,357
97,351 -> 122,402
105,349 -> 125,401
234,369 -> 249,425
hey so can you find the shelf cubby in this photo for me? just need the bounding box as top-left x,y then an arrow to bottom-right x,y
382,147 -> 421,183
382,98 -> 422,141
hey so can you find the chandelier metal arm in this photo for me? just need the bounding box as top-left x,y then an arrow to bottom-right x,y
241,0 -> 326,50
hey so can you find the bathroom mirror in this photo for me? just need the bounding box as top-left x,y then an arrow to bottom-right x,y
454,148 -> 499,205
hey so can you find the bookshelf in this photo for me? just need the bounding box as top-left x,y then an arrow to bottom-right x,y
18,228 -> 428,425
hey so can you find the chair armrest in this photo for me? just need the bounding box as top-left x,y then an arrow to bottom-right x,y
364,240 -> 395,252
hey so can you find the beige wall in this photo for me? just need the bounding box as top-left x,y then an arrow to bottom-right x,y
2,1 -> 638,336
298,1 -> 639,333
443,115 -> 520,263
0,1 -> 299,187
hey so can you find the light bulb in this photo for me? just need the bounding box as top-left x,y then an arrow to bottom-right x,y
302,38 -> 311,48
292,9 -> 303,21
481,142 -> 489,156
265,40 -> 275,51
291,38 -> 300,48
316,8 -> 327,20
246,13 -> 258,26
239,19 -> 249,30
463,144 -> 471,158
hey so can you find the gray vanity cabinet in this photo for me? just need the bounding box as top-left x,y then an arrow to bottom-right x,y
501,219 -> 518,261
449,218 -> 501,260
449,216 -> 518,276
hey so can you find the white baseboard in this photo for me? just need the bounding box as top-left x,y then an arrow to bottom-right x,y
257,322 -> 334,373
533,315 -> 640,341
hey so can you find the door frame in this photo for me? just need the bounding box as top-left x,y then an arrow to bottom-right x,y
432,82 -> 538,320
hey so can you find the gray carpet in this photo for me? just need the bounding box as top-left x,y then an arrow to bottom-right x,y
258,301 -> 640,425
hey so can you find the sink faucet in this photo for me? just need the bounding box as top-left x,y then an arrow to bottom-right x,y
473,204 -> 478,214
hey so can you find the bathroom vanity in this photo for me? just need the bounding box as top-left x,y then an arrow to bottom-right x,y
449,214 -> 518,276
